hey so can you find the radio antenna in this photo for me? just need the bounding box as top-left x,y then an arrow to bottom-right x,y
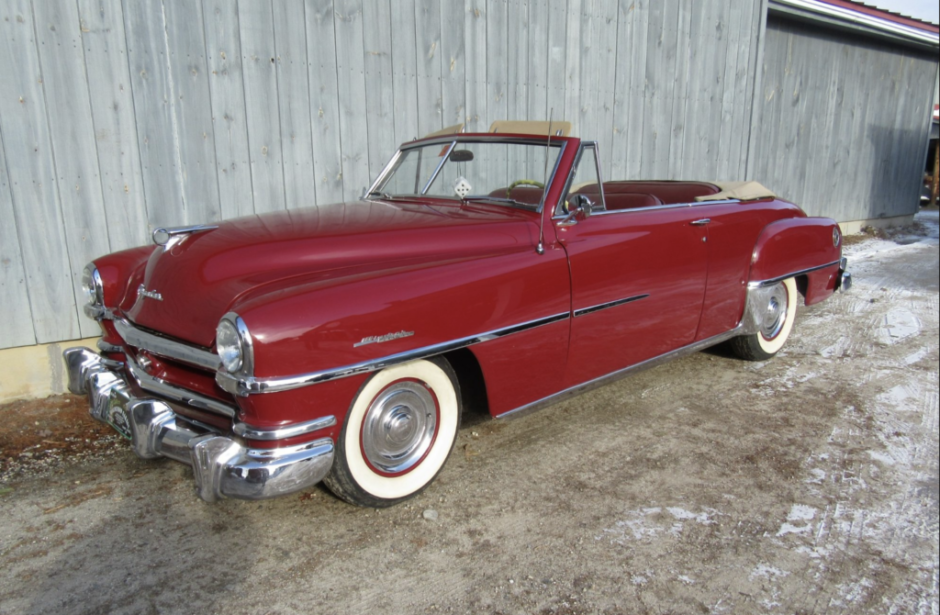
537,109 -> 554,256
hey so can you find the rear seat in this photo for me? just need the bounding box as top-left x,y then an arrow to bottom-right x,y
603,181 -> 721,205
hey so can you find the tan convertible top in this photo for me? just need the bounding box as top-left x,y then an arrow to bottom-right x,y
488,120 -> 573,137
696,181 -> 777,202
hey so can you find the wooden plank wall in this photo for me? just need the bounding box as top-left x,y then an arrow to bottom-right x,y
750,16 -> 938,219
0,0 -> 933,351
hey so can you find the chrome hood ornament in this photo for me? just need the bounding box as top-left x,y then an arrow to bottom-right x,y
152,223 -> 218,251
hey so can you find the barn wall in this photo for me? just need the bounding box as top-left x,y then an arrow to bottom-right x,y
0,0 -> 763,350
749,14 -> 939,220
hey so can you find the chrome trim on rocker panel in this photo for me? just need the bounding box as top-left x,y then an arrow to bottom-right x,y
747,259 -> 842,289
114,319 -> 220,371
217,312 -> 571,397
125,355 -> 237,418
496,326 -> 744,420
573,294 -> 649,318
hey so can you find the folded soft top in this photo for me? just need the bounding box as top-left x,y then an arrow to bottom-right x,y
696,181 -> 777,202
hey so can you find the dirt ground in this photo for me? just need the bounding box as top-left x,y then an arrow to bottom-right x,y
1,212 -> 937,615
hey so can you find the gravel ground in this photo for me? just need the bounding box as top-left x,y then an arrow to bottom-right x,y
0,212 -> 937,615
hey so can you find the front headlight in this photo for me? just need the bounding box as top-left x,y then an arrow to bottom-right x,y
216,313 -> 253,376
81,264 -> 103,307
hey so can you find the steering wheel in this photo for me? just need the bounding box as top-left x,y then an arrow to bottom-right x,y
506,179 -> 545,198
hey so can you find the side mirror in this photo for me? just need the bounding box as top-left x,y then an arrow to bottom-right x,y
557,194 -> 595,227
571,193 -> 594,218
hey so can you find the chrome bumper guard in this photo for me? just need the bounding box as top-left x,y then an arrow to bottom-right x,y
62,347 -> 334,502
836,257 -> 852,293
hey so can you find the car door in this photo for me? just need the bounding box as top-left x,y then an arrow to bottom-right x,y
552,144 -> 709,387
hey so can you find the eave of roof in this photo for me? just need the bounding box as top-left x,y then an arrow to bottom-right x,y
770,0 -> 940,48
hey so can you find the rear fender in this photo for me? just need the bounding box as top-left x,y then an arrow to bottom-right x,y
748,217 -> 842,306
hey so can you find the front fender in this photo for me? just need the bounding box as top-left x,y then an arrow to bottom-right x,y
748,217 -> 842,305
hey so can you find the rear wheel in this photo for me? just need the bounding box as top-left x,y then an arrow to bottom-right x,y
324,358 -> 461,507
730,277 -> 798,361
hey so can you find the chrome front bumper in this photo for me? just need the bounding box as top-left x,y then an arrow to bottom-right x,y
62,347 -> 334,502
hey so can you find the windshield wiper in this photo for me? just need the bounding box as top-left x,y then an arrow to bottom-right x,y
463,195 -> 534,209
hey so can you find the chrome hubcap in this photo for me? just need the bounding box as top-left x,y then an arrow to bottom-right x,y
760,282 -> 788,340
362,381 -> 437,474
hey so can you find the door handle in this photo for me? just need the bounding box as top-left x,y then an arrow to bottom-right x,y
691,218 -> 711,226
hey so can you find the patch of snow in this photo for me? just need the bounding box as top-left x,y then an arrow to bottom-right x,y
750,564 -> 790,580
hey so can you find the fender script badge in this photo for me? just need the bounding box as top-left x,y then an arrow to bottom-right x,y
137,284 -> 163,302
354,330 -> 414,347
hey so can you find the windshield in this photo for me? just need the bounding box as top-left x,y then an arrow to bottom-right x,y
373,140 -> 563,209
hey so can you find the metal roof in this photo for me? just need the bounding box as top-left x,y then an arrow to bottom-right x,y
770,0 -> 940,47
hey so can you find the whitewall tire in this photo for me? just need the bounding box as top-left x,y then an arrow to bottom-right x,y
730,277 -> 798,361
324,358 -> 461,507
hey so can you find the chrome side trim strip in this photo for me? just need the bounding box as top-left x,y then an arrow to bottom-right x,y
586,199 -> 742,216
125,355 -> 237,418
217,311 -> 571,397
747,259 -> 842,289
115,318 -> 220,371
573,294 -> 649,318
233,415 -> 337,441
496,326 -> 744,420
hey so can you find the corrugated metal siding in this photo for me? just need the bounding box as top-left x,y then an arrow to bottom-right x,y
0,0 -> 933,351
749,14 -> 938,219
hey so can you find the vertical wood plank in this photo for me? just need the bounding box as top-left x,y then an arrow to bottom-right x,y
563,0 -> 583,129
0,0 -> 80,342
526,0 -> 549,177
33,0 -> 113,338
390,0 -> 419,144
273,0 -> 317,208
123,0 -> 187,228
610,0 -> 631,181
414,1 -> 443,137
593,0 -> 619,179
238,0 -> 286,213
545,0 -> 566,125
667,0 -> 692,178
333,0 -> 371,199
440,0 -> 467,127
362,0 -> 396,178
0,127 -> 37,348
486,0 -> 509,125
78,0 -> 151,250
202,0 -> 255,217
162,1 -> 222,222
305,0 -> 345,204
624,0 -> 649,178
505,0 -> 528,125
576,0 -> 596,143
464,1 -> 487,131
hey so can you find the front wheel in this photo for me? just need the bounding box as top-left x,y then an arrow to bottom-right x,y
729,277 -> 798,361
324,358 -> 461,507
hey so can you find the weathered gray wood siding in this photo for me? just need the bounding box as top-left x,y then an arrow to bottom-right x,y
749,15 -> 939,219
1,0 -> 933,351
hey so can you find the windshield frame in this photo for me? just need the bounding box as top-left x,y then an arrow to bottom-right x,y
366,135 -> 570,213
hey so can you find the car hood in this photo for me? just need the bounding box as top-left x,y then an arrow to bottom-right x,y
120,199 -> 539,347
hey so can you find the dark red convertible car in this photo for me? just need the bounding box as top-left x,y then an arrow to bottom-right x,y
64,123 -> 851,506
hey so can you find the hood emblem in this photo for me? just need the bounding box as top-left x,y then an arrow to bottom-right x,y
354,330 -> 414,347
137,284 -> 163,302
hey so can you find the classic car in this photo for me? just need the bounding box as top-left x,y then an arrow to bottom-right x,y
63,121 -> 852,507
